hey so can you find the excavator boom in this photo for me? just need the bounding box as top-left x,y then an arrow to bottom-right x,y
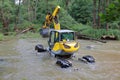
40,6 -> 60,37
52,6 -> 60,30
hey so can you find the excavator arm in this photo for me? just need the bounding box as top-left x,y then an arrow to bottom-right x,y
40,6 -> 60,37
52,6 -> 60,30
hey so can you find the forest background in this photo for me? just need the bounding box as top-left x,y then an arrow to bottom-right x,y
0,0 -> 120,40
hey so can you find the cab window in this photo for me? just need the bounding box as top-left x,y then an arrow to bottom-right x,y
61,32 -> 74,41
50,31 -> 59,43
51,31 -> 55,43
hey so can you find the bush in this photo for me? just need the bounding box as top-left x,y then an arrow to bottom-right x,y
81,28 -> 120,40
20,32 -> 40,39
19,21 -> 33,30
68,0 -> 92,24
107,29 -> 120,40
0,33 -> 4,41
109,21 -> 120,29
71,24 -> 91,31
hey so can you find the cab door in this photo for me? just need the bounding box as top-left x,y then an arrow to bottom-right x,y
48,31 -> 55,49
48,31 -> 59,50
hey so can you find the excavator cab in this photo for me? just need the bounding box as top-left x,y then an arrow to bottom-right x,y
48,30 -> 79,57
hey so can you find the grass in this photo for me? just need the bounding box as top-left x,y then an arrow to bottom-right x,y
0,31 -> 41,41
0,33 -> 4,41
81,28 -> 120,40
0,25 -> 120,41
19,32 -> 41,39
71,24 -> 120,40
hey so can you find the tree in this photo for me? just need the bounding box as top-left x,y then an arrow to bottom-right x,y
14,0 -> 22,30
59,0 -> 71,10
68,0 -> 93,24
98,0 -> 101,28
93,0 -> 97,28
0,0 -> 15,34
100,0 -> 120,30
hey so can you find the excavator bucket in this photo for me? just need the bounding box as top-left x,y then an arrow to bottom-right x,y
40,28 -> 49,37
40,28 -> 54,37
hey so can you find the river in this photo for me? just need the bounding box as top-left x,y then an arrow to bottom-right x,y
0,37 -> 120,80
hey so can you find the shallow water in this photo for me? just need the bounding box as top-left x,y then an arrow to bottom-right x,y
0,38 -> 120,80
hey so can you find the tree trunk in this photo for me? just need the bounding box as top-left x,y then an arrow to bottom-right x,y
2,19 -> 9,33
98,0 -> 101,28
33,0 -> 38,21
106,0 -> 109,31
65,0 -> 70,10
27,0 -> 31,21
14,0 -> 21,31
93,0 -> 97,28
31,0 -> 38,21
0,0 -> 9,34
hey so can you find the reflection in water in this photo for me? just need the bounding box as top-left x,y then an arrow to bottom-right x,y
0,38 -> 120,80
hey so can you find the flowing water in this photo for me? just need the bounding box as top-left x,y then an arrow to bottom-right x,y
0,37 -> 120,80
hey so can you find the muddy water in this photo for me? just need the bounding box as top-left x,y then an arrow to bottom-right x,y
0,37 -> 120,80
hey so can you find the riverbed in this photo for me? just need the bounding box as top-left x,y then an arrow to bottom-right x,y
0,37 -> 120,80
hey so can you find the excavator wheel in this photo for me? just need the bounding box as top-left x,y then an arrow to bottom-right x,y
35,44 -> 47,52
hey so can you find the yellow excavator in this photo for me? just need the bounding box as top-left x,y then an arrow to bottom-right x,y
39,6 -> 80,58
36,6 -> 95,68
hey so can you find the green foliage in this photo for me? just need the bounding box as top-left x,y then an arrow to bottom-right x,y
107,29 -> 120,40
0,0 -> 120,40
99,0 -> 120,28
59,8 -> 78,29
36,0 -> 48,25
68,0 -> 93,24
0,0 -> 15,20
9,23 -> 15,32
70,24 -> 120,40
109,21 -> 120,29
0,33 -> 4,41
70,24 -> 91,32
19,21 -> 33,30
81,28 -> 120,40
0,0 -> 16,33
20,32 -> 40,39
0,22 -> 2,31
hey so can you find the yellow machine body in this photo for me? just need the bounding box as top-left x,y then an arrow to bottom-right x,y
41,6 -> 80,57
53,41 -> 79,53
48,30 -> 80,56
